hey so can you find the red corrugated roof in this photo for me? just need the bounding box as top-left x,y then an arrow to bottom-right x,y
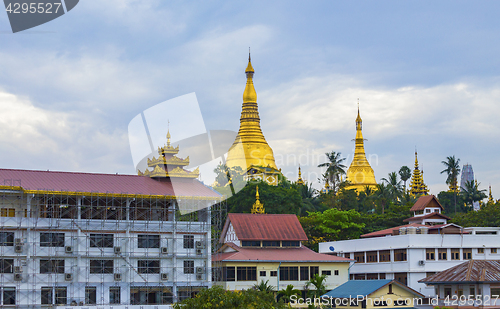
360,223 -> 426,238
221,213 -> 308,242
410,195 -> 443,211
213,243 -> 352,263
419,260 -> 500,283
403,212 -> 451,222
0,168 -> 220,198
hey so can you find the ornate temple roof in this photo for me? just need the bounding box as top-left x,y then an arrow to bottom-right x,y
250,186 -> 265,214
409,151 -> 429,196
296,166 -> 304,185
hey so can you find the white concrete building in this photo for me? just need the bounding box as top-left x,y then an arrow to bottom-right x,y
319,195 -> 500,297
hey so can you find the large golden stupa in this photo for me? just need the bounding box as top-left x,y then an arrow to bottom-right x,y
225,54 -> 281,185
346,106 -> 377,192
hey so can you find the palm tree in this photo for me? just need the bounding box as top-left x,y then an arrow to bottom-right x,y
278,284 -> 301,306
253,280 -> 276,293
441,156 -> 461,214
461,180 -> 487,207
374,183 -> 391,214
305,274 -> 328,299
398,166 -> 411,193
317,151 -> 347,195
382,172 -> 403,200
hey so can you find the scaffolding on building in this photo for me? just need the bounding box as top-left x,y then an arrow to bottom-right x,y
0,178 -> 226,308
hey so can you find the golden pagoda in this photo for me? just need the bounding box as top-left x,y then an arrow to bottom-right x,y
409,151 -> 428,196
138,130 -> 200,179
297,166 -> 304,185
488,185 -> 494,205
225,53 -> 281,185
251,186 -> 265,214
346,105 -> 377,192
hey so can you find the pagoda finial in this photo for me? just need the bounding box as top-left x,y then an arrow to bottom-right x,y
297,165 -> 304,185
251,186 -> 265,214
409,150 -> 428,196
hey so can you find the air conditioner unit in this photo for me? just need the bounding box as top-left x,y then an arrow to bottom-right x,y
196,267 -> 204,274
14,245 -> 23,253
196,274 -> 204,280
114,246 -> 122,254
15,238 -> 22,244
161,247 -> 168,254
195,241 -> 205,249
14,266 -> 22,273
65,246 -> 73,253
196,248 -> 203,255
14,273 -> 22,281
65,273 -> 73,281
161,273 -> 168,281
418,260 -> 425,266
114,273 -> 122,281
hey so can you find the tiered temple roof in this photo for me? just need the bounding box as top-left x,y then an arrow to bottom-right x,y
409,151 -> 428,196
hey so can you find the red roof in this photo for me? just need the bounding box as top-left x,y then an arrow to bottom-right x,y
0,168 -> 220,198
221,213 -> 308,242
213,243 -> 352,263
360,223 -> 426,238
410,195 -> 443,211
403,212 -> 451,222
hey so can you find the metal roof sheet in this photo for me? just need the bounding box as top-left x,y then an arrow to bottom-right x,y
419,260 -> 500,283
410,195 -> 443,211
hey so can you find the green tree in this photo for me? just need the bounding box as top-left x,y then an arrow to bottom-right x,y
173,285 -> 287,309
318,151 -> 347,196
305,274 -> 328,299
374,183 -> 391,214
254,280 -> 276,293
398,166 -> 412,193
440,155 -> 461,214
461,180 -> 487,207
382,172 -> 403,201
278,284 -> 301,306
452,202 -> 500,227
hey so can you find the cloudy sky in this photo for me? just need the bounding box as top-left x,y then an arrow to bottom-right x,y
1,1 -> 500,197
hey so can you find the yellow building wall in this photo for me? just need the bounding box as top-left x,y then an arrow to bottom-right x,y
338,283 -> 421,309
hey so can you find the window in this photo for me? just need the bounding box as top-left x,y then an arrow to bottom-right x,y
183,260 -> 194,274
0,208 -> 15,217
42,287 -> 67,305
1,287 -> 15,305
110,287 -> 121,304
354,252 -> 365,263
241,241 -> 260,247
260,271 -> 266,277
379,273 -> 386,279
40,259 -> 64,273
478,248 -> 484,254
0,259 -> 13,273
344,253 -> 350,259
426,249 -> 435,260
451,249 -> 460,260
270,271 -> 277,277
379,250 -> 390,262
366,251 -> 377,263
138,235 -> 160,248
470,287 -> 475,297
463,248 -> 472,260
426,209 -> 431,213
90,234 -> 113,248
354,274 -> 366,280
367,273 -> 378,280
40,233 -> 65,247
279,266 -> 298,281
138,260 -> 160,274
492,248 -> 498,254
300,267 -> 309,281
388,284 -> 393,294
85,287 -> 96,305
282,241 -> 300,247
262,241 -> 280,247
90,260 -> 113,274
130,287 -> 173,305
334,270 -> 339,276
183,235 -> 194,249
491,288 -> 500,297
394,272 -> 408,285
394,249 -> 407,262
237,267 -> 257,281
322,270 -> 331,276
225,267 -> 235,281
0,232 -> 14,246
310,266 -> 319,278
438,249 -> 447,260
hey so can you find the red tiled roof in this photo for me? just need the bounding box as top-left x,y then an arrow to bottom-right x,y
360,223 -> 426,238
410,195 -> 443,211
213,244 -> 352,263
419,260 -> 500,283
0,168 -> 220,198
403,212 -> 451,222
221,213 -> 308,242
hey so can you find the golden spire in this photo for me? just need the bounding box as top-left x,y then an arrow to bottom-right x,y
409,150 -> 428,196
251,186 -> 265,214
488,185 -> 494,205
346,103 -> 377,192
226,52 -> 278,174
297,165 -> 304,185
